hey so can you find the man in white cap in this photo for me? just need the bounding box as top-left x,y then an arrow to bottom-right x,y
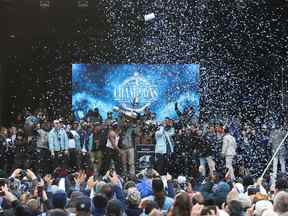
48,119 -> 69,169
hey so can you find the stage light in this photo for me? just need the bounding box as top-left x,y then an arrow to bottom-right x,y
40,0 -> 50,8
144,13 -> 155,22
77,0 -> 88,8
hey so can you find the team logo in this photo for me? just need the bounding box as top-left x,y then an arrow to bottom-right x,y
113,72 -> 158,112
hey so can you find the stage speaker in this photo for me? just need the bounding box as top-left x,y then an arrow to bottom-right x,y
135,144 -> 155,172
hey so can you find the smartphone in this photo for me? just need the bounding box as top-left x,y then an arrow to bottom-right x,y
37,186 -> 43,197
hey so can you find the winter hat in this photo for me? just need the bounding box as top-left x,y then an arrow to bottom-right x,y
124,181 -> 136,190
237,193 -> 252,209
75,196 -> 91,212
126,188 -> 141,206
68,191 -> 84,208
254,200 -> 272,216
52,190 -> 67,209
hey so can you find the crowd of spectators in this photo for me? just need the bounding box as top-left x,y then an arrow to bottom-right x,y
0,104 -> 288,216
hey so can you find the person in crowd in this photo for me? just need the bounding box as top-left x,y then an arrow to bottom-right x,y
125,187 -> 142,216
48,120 -> 69,170
92,193 -> 108,216
141,178 -> 174,215
222,127 -> 237,180
167,192 -> 191,216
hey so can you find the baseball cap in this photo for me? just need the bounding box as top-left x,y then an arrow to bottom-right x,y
76,196 -> 91,212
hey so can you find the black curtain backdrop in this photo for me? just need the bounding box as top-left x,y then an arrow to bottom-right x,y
0,63 -> 4,126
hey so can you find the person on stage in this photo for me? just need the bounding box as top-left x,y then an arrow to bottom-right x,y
154,118 -> 175,175
195,126 -> 215,178
221,127 -> 237,180
48,119 -> 69,170
101,121 -> 122,174
34,122 -> 51,175
120,119 -> 136,176
270,123 -> 287,188
66,121 -> 81,172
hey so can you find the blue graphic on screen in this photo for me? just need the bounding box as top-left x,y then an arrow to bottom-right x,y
72,64 -> 200,120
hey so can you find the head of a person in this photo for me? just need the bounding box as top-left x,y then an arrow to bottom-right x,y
111,121 -> 118,131
47,209 -> 68,216
9,126 -> 17,135
68,191 -> 84,208
224,127 -> 230,134
93,193 -> 108,209
107,112 -> 113,119
200,205 -> 217,216
152,178 -> 165,209
152,178 -> 164,194
75,196 -> 91,216
27,199 -> 40,213
275,175 -> 288,193
52,190 -> 67,209
72,122 -> 79,130
172,192 -> 192,216
94,108 -> 99,114
126,187 -> 141,207
0,127 -> 8,137
143,200 -> 159,215
54,120 -> 60,129
274,191 -> 288,214
42,122 -> 51,131
254,200 -> 273,216
191,192 -> 205,205
101,184 -> 114,200
212,171 -> 223,183
227,200 -> 245,216
106,199 -> 124,216
16,129 -> 25,141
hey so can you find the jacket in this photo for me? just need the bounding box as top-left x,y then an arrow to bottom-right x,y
36,129 -> 49,149
48,128 -> 68,152
222,133 -> 237,156
155,126 -> 175,154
